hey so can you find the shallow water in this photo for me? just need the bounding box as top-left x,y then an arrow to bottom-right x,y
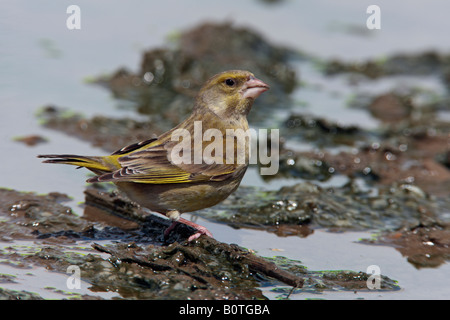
1,0 -> 450,299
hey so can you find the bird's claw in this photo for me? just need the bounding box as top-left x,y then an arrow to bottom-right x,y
164,217 -> 213,242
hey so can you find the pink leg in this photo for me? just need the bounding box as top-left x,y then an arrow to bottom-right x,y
163,220 -> 179,239
164,217 -> 213,241
179,217 -> 213,241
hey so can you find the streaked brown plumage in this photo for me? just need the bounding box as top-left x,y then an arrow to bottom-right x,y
38,70 -> 269,241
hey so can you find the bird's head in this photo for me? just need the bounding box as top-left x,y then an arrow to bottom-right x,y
196,70 -> 270,118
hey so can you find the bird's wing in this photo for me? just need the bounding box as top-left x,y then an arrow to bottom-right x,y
88,135 -> 243,184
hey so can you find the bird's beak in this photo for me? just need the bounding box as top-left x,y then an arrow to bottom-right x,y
242,76 -> 270,99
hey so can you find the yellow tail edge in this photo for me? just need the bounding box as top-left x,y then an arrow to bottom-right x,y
37,154 -> 111,173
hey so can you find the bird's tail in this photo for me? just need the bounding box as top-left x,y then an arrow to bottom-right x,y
37,154 -> 113,174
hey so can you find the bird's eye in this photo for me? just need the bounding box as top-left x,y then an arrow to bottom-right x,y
225,78 -> 235,87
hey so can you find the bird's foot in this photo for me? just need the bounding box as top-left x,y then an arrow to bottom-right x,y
164,214 -> 213,241
184,220 -> 213,242
163,220 -> 179,239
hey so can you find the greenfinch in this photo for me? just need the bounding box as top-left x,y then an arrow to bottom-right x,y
38,70 -> 269,241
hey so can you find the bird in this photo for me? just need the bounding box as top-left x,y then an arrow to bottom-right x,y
38,70 -> 270,241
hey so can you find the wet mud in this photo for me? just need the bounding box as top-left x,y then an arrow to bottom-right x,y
0,187 -> 399,299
